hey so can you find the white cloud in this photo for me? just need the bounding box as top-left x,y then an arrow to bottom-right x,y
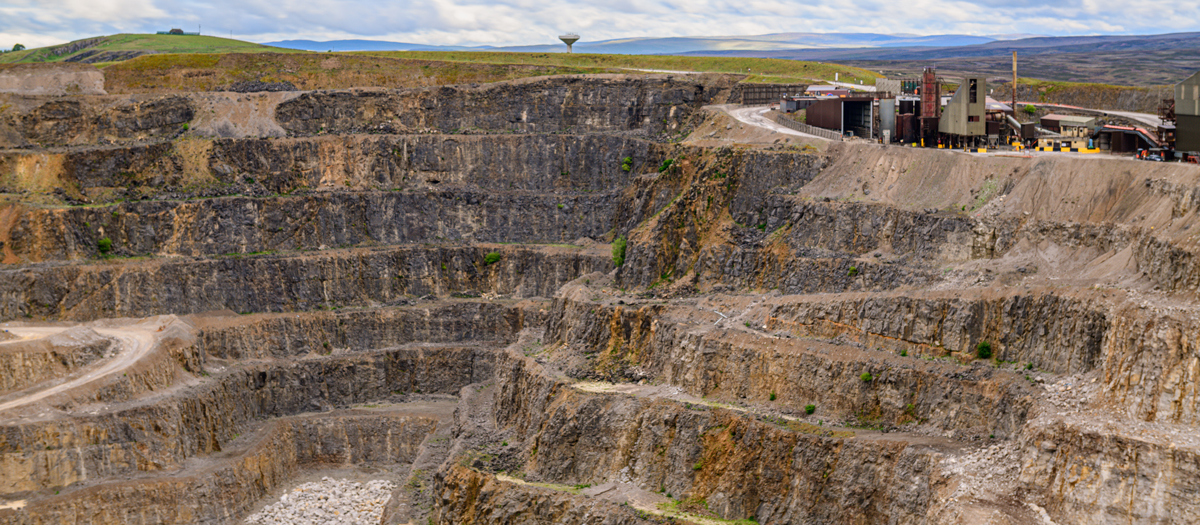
0,0 -> 1196,49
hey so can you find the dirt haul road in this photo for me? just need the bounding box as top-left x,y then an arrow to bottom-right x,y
725,105 -> 828,140
0,319 -> 168,414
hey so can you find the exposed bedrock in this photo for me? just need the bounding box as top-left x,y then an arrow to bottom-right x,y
0,75 -> 732,149
491,351 -> 945,524
0,141 -> 830,263
5,413 -> 439,525
196,300 -> 529,360
0,328 -> 113,393
0,94 -> 193,148
274,76 -> 730,136
0,244 -> 606,321
0,134 -> 659,202
2,191 -> 618,262
1101,305 -> 1200,424
761,290 -> 1109,375
0,345 -> 493,495
546,295 -> 1034,438
1020,418 -> 1200,524
431,465 -> 664,525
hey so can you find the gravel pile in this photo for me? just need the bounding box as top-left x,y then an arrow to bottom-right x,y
245,478 -> 395,524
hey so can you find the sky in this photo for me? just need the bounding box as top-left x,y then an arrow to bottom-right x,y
2,0 -> 1199,50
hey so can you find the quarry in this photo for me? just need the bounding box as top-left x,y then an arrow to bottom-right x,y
1,63 -> 1199,525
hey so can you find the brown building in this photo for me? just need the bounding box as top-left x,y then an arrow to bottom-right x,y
806,96 -> 875,138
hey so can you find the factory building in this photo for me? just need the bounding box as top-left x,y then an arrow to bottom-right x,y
1177,71 -> 1200,153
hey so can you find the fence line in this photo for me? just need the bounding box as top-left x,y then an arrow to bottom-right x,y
772,113 -> 843,141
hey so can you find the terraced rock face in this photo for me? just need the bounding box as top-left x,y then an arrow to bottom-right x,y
2,73 -> 1200,525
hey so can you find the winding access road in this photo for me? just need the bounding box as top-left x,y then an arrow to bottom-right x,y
724,105 -> 827,140
0,323 -> 160,414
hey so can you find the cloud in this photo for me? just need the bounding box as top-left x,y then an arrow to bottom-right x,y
0,0 -> 1197,49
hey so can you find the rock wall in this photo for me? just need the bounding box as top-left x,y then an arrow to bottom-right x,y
763,291 -> 1109,374
491,350 -> 945,523
547,295 -> 1035,438
0,328 -> 112,392
1,191 -> 617,261
0,63 -> 107,96
5,414 -> 438,525
0,346 -> 492,493
0,94 -> 192,148
0,245 -> 607,321
431,466 -> 660,525
275,76 -> 727,136
196,301 -> 527,360
1019,418 -> 1200,524
0,134 -> 660,203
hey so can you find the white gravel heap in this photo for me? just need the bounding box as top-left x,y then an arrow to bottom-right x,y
245,477 -> 395,524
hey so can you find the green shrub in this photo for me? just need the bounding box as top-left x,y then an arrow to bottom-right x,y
899,349 -> 907,357
182,123 -> 189,131
97,237 -> 113,254
658,159 -> 674,172
484,252 -> 501,265
611,236 -> 627,267
557,203 -> 564,209
860,372 -> 873,382
805,404 -> 816,415
847,266 -> 859,277
976,340 -> 993,359
1023,104 -> 1037,115
769,391 -> 777,401
621,156 -> 632,172
693,460 -> 704,471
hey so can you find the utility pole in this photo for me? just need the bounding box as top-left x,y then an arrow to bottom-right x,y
1012,51 -> 1018,117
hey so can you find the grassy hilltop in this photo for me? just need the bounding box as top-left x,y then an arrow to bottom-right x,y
0,34 -> 292,64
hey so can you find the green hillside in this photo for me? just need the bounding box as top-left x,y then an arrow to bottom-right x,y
0,34 -> 881,87
359,51 -> 882,85
0,34 -> 293,64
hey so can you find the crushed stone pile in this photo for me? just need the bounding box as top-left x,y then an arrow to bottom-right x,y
245,477 -> 395,525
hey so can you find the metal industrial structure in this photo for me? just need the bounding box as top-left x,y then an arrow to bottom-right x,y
770,65 -> 1197,159
919,67 -> 941,142
938,76 -> 986,144
806,96 -> 875,138
1177,71 -> 1200,153
559,34 -> 580,53
1039,114 -> 1096,134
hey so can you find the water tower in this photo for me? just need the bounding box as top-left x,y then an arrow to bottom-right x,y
559,34 -> 580,53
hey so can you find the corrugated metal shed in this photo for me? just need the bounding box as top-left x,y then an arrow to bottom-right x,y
1178,71 -> 1200,152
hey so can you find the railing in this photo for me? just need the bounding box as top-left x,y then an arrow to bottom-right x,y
773,113 -> 843,141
